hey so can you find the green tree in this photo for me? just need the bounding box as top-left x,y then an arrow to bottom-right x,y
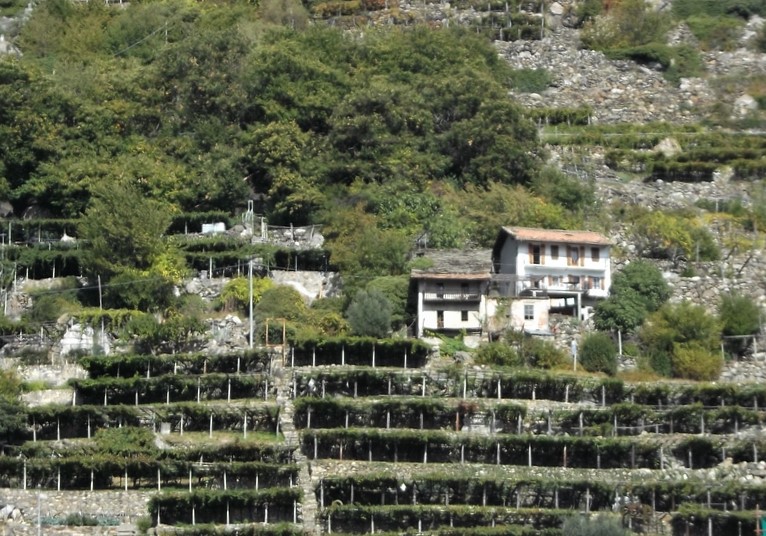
580,332 -> 618,376
324,204 -> 411,281
594,260 -> 670,334
639,301 -> 723,380
611,260 -> 670,312
78,182 -> 175,276
242,121 -> 321,225
256,285 -> 307,323
593,289 -> 648,333
219,276 -> 274,314
366,276 -> 410,331
0,370 -> 26,444
346,289 -> 392,338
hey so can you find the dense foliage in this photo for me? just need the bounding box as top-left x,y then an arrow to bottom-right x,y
639,301 -> 723,380
579,332 -> 618,376
594,260 -> 669,333
0,2 -> 580,236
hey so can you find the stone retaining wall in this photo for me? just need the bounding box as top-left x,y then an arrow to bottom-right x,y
0,489 -> 150,535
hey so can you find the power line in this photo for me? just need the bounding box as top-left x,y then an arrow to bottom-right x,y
113,22 -> 171,57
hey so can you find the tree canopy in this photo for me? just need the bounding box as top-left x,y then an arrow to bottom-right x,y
0,1 -> 594,269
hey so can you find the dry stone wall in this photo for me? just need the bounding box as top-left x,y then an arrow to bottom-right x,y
0,490 -> 149,535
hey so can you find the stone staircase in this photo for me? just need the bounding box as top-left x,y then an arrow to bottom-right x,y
274,364 -> 319,534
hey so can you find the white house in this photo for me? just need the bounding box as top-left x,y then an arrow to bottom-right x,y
410,227 -> 612,339
491,226 -> 612,322
411,249 -> 493,338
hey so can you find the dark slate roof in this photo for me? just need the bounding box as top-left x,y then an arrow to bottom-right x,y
411,249 -> 493,280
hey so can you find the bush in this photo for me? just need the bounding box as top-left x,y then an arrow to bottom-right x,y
103,270 -> 176,312
639,301 -> 722,379
562,513 -> 628,536
218,276 -> 273,314
509,68 -> 552,93
686,15 -> 744,51
345,289 -> 392,338
719,292 -> 761,356
580,332 -> 618,375
672,343 -> 723,381
523,336 -> 569,369
475,341 -> 523,367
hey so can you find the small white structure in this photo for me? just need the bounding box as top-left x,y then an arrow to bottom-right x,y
202,222 -> 226,234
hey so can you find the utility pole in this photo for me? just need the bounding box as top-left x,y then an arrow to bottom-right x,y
249,259 -> 254,349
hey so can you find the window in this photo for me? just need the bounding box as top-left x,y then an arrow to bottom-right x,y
461,310 -> 469,322
461,283 -> 469,296
551,245 -> 559,260
437,311 -> 444,328
568,246 -> 583,266
524,304 -> 534,320
591,247 -> 600,262
592,277 -> 602,290
437,283 -> 444,298
529,244 -> 544,265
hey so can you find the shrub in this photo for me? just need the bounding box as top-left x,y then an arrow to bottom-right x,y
218,276 -> 273,314
719,292 -> 761,355
562,513 -> 628,536
686,15 -> 744,51
640,301 -> 722,378
103,269 -> 176,312
523,337 -> 569,369
345,289 -> 392,338
719,293 -> 761,337
672,343 -> 723,381
475,341 -> 523,367
664,45 -> 705,84
509,68 -> 552,93
580,332 -> 618,375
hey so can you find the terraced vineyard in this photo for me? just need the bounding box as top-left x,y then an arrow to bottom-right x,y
4,339 -> 766,535
288,340 -> 766,536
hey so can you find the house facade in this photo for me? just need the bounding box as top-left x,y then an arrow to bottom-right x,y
491,226 -> 612,322
411,228 -> 612,339
411,250 -> 494,338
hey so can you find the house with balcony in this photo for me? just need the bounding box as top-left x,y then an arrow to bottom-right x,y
491,226 -> 612,323
411,249 -> 494,338
410,227 -> 612,339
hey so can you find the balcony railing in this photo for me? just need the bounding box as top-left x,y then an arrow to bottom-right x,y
423,292 -> 482,302
491,274 -> 607,298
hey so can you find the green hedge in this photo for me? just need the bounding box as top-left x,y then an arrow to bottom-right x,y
78,350 -> 273,379
290,337 -> 431,367
69,374 -> 272,405
293,397 -> 526,430
302,429 -> 662,469
149,488 -> 302,526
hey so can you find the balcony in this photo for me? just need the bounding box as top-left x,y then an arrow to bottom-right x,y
423,292 -> 482,302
